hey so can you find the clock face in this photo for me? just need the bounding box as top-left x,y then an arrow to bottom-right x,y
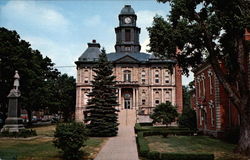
124,17 -> 132,24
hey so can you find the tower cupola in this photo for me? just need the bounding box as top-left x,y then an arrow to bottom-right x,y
115,5 -> 141,53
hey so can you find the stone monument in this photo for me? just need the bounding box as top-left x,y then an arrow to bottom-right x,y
1,71 -> 25,132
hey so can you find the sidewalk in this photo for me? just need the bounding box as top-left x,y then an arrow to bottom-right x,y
94,109 -> 139,160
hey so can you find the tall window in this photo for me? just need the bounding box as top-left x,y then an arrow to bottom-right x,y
124,70 -> 131,82
155,70 -> 159,83
141,70 -> 146,83
84,77 -> 88,83
208,70 -> 213,95
165,70 -> 170,84
165,91 -> 170,101
142,99 -> 146,105
125,29 -> 131,42
201,74 -> 205,96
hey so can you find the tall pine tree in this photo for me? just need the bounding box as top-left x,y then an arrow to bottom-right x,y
85,49 -> 119,137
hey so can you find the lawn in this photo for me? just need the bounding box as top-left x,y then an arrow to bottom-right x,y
0,125 -> 107,160
145,136 -> 249,160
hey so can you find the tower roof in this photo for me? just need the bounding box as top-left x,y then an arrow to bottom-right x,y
78,40 -> 101,61
120,5 -> 135,15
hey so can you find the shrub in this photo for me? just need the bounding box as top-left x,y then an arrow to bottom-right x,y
53,122 -> 88,160
161,152 -> 214,160
150,102 -> 179,126
0,129 -> 37,138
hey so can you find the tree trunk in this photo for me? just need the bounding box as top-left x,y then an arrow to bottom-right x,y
236,103 -> 250,156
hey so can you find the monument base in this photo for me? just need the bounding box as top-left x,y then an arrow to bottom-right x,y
1,117 -> 25,132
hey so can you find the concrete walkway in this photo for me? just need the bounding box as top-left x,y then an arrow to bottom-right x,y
94,109 -> 139,160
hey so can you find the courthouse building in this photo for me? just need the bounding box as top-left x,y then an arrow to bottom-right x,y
75,5 -> 183,122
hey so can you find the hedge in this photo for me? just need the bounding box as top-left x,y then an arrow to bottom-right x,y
137,132 -> 149,157
134,123 -> 192,134
142,130 -> 195,137
161,153 -> 214,160
139,122 -> 153,126
148,151 -> 160,160
147,150 -> 214,160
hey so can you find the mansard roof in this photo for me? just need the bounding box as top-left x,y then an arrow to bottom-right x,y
78,40 -> 101,62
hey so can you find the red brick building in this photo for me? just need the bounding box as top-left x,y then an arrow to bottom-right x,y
191,29 -> 250,137
192,62 -> 240,137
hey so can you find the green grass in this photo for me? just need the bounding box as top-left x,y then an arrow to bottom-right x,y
84,138 -> 108,159
0,137 -> 60,160
0,125 -> 107,160
32,125 -> 56,137
145,136 -> 249,160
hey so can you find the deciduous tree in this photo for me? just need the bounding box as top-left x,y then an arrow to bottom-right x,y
148,0 -> 250,154
150,102 -> 178,127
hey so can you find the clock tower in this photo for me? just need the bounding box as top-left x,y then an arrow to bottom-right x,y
115,5 -> 141,53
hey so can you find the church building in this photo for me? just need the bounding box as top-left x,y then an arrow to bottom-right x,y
75,5 -> 183,122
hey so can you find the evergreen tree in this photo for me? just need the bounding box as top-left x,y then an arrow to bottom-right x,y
85,49 -> 119,137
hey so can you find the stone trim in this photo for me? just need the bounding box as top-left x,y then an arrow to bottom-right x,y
214,76 -> 221,130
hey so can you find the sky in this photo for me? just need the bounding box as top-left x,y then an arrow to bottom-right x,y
0,0 -> 193,85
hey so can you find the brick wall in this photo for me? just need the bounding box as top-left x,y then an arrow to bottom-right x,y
193,63 -> 240,137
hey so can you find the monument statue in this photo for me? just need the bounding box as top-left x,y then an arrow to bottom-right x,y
1,70 -> 25,132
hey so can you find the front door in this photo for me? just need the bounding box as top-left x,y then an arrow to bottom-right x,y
124,93 -> 131,109
124,99 -> 131,109
119,92 -> 136,126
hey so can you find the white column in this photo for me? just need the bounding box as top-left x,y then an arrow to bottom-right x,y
119,88 -> 121,109
90,68 -> 93,81
136,88 -> 139,109
161,89 -> 164,103
133,88 -> 135,109
75,88 -> 80,122
79,70 -> 82,83
161,68 -> 164,85
151,88 -> 154,107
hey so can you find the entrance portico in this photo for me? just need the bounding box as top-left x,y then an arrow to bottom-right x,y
117,87 -> 138,126
117,87 -> 138,110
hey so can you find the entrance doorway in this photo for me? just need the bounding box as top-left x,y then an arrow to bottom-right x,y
118,88 -> 137,126
124,94 -> 131,109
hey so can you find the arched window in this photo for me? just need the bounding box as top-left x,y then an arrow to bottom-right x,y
124,70 -> 131,82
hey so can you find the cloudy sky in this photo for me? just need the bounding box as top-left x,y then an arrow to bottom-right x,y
0,0 -> 193,85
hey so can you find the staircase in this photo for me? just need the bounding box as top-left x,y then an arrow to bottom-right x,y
118,109 -> 137,127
